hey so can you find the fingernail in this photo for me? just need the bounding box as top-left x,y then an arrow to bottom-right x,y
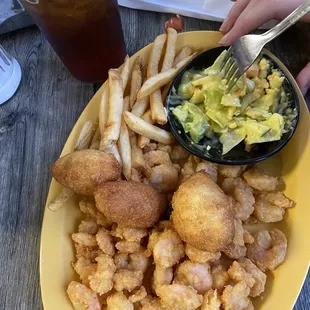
219,34 -> 229,45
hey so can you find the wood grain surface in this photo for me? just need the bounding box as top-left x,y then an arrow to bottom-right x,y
0,7 -> 309,310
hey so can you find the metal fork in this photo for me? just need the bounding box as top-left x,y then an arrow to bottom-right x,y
221,0 -> 310,92
0,45 -> 13,73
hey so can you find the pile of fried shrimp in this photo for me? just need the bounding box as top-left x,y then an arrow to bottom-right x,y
47,29 -> 294,310
66,155 -> 293,310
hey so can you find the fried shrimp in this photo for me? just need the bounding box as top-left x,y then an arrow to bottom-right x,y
243,168 -> 278,192
67,281 -> 101,310
115,241 -> 141,254
114,253 -> 129,270
96,228 -> 115,256
112,226 -> 148,242
196,162 -> 218,183
72,257 -> 97,287
78,219 -> 99,235
153,229 -> 185,268
129,248 -> 150,273
89,254 -> 116,295
228,261 -> 256,289
144,150 -> 179,193
173,260 -> 213,294
254,192 -> 294,223
246,228 -> 287,271
201,289 -> 221,310
72,233 -> 98,247
238,258 -> 267,297
51,150 -> 121,195
113,269 -> 144,292
223,220 -> 247,260
221,281 -> 251,310
222,178 -> 255,221
107,292 -> 134,310
185,244 -> 221,264
211,264 -> 230,291
129,286 -> 147,303
152,266 -> 173,293
156,284 -> 203,310
218,165 -> 246,178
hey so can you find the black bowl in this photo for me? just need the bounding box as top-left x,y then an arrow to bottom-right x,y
166,46 -> 300,165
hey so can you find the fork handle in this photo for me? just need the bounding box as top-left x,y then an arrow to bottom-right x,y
262,0 -> 310,42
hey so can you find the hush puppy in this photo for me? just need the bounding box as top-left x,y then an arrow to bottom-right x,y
51,150 -> 121,195
172,172 -> 234,252
94,181 -> 167,228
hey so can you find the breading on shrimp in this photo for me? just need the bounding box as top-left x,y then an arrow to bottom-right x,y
145,230 -> 161,257
112,226 -> 148,242
221,281 -> 251,310
201,289 -> 221,310
243,168 -> 278,192
156,284 -> 203,310
152,266 -> 173,293
144,150 -> 179,193
254,192 -> 294,223
173,260 -> 213,295
96,228 -> 115,256
129,248 -> 150,273
72,257 -> 97,287
128,286 -> 147,303
72,233 -> 97,247
79,199 -> 97,219
140,297 -> 163,310
238,258 -> 267,297
211,264 -> 230,291
96,212 -> 113,228
107,291 -> 134,310
115,241 -> 141,254
89,254 -> 116,295
218,165 -> 246,178
196,162 -> 218,183
227,261 -> 255,289
74,243 -> 102,262
67,281 -> 101,310
185,244 -> 221,264
222,178 -> 255,221
153,229 -> 185,268
114,253 -> 129,270
179,155 -> 200,183
223,220 -> 247,259
113,269 -> 144,292
246,228 -> 287,271
78,219 -> 99,235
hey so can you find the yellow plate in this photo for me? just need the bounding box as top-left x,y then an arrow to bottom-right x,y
40,31 -> 310,310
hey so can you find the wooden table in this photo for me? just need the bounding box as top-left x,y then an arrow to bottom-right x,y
0,7 -> 309,310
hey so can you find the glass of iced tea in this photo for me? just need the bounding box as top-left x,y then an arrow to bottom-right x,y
21,0 -> 126,83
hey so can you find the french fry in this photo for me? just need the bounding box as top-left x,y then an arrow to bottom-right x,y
118,121 -> 131,180
161,28 -> 177,72
89,127 -> 101,150
123,95 -> 130,113
161,83 -> 171,101
130,134 -> 145,171
130,56 -> 143,108
138,110 -> 154,148
74,120 -> 98,151
124,111 -> 175,145
137,54 -> 196,100
150,90 -> 167,124
147,33 -> 167,78
100,69 -> 123,152
110,144 -> 122,166
99,86 -> 109,138
173,45 -> 193,67
48,187 -> 74,212
121,55 -> 130,93
131,96 -> 150,117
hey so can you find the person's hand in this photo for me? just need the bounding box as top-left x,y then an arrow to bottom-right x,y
219,0 -> 310,95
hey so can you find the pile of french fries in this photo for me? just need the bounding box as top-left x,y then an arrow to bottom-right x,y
48,28 -> 196,211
